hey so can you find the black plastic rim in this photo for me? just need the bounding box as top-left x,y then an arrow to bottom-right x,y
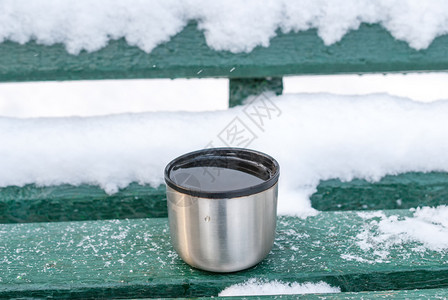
164,147 -> 280,199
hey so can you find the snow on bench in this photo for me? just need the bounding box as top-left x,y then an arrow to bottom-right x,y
1,1 -> 448,298
1,94 -> 448,220
3,172 -> 448,223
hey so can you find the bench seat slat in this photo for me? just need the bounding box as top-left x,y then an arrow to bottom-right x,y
1,209 -> 447,298
1,23 -> 448,82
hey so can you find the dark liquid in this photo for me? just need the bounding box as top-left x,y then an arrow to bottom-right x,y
170,166 -> 265,192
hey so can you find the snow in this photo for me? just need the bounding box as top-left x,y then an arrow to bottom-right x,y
2,93 -> 448,216
284,73 -> 448,103
0,79 -> 228,118
0,94 -> 448,216
1,0 -> 448,54
340,253 -> 376,264
218,278 -> 340,296
355,206 -> 448,257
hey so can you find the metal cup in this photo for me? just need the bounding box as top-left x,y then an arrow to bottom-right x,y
165,148 -> 279,272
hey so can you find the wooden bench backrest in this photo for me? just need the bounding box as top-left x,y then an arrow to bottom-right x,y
2,21 -> 448,299
2,23 -> 448,106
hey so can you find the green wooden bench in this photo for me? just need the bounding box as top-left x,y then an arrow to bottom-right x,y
1,23 -> 448,298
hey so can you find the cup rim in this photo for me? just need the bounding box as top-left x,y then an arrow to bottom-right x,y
164,147 -> 280,199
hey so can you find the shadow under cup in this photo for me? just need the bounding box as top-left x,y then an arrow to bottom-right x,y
164,147 -> 280,272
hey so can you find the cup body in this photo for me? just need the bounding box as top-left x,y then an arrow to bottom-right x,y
165,148 -> 279,272
167,183 -> 278,272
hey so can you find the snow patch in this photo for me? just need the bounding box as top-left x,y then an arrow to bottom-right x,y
340,254 -> 376,264
349,206 -> 448,261
219,278 -> 340,296
0,1 -> 448,54
375,206 -> 448,251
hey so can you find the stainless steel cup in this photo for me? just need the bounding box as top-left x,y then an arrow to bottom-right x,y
164,148 -> 279,272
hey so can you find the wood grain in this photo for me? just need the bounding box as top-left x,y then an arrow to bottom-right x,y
1,210 -> 447,298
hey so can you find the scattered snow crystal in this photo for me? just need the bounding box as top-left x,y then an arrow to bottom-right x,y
219,278 -> 340,296
2,93 -> 448,216
0,0 -> 448,54
352,206 -> 448,261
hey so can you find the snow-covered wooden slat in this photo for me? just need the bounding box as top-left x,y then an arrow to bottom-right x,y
1,172 -> 448,223
1,23 -> 448,83
311,172 -> 448,211
0,184 -> 166,223
1,210 -> 447,298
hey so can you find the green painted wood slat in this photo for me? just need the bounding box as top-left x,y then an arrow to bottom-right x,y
311,172 -> 448,211
229,77 -> 283,107
1,210 -> 447,299
0,172 -> 447,223
0,183 -> 166,223
1,23 -> 448,83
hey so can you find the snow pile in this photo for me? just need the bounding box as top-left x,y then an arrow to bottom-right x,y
2,93 -> 448,216
354,206 -> 448,259
218,278 -> 340,296
0,0 -> 448,54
